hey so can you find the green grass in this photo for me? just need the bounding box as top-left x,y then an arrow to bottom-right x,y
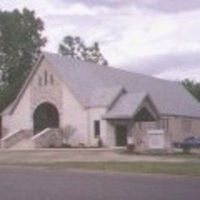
1,161 -> 200,176
51,161 -> 200,176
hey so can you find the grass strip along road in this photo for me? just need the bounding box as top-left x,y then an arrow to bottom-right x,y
1,161 -> 200,176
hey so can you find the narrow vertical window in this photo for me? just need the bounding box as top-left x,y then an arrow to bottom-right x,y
94,120 -> 100,138
44,71 -> 48,85
38,76 -> 42,86
50,75 -> 54,85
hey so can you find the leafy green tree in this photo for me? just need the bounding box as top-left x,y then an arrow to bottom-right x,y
182,79 -> 200,102
0,8 -> 46,111
59,35 -> 108,66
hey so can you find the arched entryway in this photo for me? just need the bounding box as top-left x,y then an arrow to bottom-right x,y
33,102 -> 59,134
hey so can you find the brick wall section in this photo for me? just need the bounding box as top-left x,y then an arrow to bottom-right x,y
133,116 -> 200,151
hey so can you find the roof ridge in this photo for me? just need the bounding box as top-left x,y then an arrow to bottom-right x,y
43,51 -> 177,85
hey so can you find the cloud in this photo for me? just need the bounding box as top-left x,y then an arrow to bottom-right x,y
156,68 -> 200,81
127,51 -> 200,81
134,0 -> 200,13
0,0 -> 200,81
58,0 -> 200,13
40,1 -> 200,83
0,0 -> 53,16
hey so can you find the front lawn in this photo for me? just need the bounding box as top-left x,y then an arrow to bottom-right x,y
47,161 -> 200,176
1,161 -> 200,176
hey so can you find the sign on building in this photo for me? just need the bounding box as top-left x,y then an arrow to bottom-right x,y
147,129 -> 165,149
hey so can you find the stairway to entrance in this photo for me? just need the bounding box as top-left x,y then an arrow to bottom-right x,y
9,137 -> 35,150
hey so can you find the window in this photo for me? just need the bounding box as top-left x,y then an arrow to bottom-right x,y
181,119 -> 192,133
94,120 -> 100,138
156,119 -> 169,132
44,71 -> 48,85
38,76 -> 42,86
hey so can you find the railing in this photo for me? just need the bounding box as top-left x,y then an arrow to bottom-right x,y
32,128 -> 62,148
1,130 -> 32,148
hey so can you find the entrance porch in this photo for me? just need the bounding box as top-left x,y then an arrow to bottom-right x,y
104,93 -> 159,149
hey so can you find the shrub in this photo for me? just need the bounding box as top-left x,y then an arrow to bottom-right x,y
182,145 -> 191,154
127,144 -> 135,153
59,125 -> 76,146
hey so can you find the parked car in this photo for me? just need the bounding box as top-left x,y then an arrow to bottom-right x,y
173,136 -> 200,149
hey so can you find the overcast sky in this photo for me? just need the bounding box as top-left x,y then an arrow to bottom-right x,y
1,0 -> 200,81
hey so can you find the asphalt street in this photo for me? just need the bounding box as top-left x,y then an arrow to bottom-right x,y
0,167 -> 199,200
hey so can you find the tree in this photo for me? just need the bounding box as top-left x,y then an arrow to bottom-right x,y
182,79 -> 200,102
0,8 -> 46,111
58,36 -> 108,66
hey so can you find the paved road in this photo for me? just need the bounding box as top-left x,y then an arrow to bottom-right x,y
0,167 -> 199,200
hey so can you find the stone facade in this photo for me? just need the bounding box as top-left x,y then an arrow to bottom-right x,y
2,58 -> 90,147
30,59 -> 63,122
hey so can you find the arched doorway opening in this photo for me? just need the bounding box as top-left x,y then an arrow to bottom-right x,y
33,102 -> 59,134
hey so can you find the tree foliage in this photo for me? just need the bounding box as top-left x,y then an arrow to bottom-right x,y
182,79 -> 200,102
58,36 -> 108,66
0,8 -> 46,111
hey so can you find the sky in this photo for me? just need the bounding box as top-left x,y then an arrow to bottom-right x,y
0,0 -> 200,81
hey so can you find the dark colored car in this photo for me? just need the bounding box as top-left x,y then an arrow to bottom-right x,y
173,136 -> 200,149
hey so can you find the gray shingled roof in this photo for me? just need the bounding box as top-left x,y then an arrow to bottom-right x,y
104,93 -> 147,119
44,52 -> 200,118
89,85 -> 125,108
2,52 -> 200,118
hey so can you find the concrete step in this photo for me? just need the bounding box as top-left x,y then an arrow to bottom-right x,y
10,138 -> 35,150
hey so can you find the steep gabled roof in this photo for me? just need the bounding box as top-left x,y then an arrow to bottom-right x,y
89,85 -> 125,108
44,52 -> 200,118
103,93 -> 159,120
2,52 -> 200,118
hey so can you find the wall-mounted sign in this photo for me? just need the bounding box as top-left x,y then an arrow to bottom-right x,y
147,129 -> 165,149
